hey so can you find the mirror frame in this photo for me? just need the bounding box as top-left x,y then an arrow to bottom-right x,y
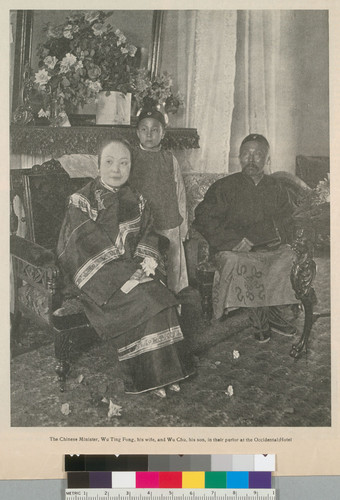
11,9 -> 164,115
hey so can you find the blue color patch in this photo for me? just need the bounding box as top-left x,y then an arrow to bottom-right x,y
226,471 -> 249,488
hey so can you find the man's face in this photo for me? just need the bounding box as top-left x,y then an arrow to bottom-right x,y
239,140 -> 269,179
100,141 -> 131,188
137,117 -> 165,150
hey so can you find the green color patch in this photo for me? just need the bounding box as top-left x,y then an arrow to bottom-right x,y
204,471 -> 227,488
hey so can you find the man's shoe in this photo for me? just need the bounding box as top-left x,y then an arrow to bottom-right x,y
268,306 -> 297,337
254,330 -> 271,343
270,323 -> 297,337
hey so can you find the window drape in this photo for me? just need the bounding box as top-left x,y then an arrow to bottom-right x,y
229,10 -> 329,174
161,10 -> 237,174
162,10 -> 328,175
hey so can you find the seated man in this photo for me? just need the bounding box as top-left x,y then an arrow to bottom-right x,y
193,133 -> 298,342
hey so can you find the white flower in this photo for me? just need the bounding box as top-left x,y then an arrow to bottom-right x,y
74,60 -> 83,71
34,69 -> 51,88
107,400 -> 122,418
61,403 -> 71,415
120,47 -> 128,54
63,24 -> 73,39
85,11 -> 100,24
44,56 -> 57,70
232,350 -> 240,359
225,385 -> 234,397
47,25 -> 60,38
92,22 -> 106,36
59,53 -> 77,73
115,29 -> 126,46
38,108 -> 50,118
141,256 -> 158,276
85,79 -> 102,93
127,44 -> 137,57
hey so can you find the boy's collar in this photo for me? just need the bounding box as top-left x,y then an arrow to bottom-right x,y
139,144 -> 162,152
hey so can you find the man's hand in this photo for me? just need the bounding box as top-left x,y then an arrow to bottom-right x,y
232,237 -> 253,252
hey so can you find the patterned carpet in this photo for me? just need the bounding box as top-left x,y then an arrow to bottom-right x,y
10,257 -> 330,427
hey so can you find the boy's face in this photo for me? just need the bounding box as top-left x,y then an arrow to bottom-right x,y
137,117 -> 165,150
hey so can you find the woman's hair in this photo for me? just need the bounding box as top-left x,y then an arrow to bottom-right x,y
97,137 -> 132,167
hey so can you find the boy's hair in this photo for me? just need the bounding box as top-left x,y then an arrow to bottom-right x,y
97,137 -> 132,167
137,108 -> 166,128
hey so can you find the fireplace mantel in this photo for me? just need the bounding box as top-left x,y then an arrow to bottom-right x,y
11,125 -> 200,158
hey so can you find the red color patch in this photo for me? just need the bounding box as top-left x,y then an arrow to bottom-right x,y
159,472 -> 182,488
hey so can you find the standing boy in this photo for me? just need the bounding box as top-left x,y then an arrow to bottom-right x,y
130,108 -> 188,294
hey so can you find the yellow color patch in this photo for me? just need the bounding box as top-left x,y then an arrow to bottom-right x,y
182,471 -> 205,489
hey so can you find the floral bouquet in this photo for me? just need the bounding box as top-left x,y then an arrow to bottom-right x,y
132,69 -> 184,115
15,10 -> 138,125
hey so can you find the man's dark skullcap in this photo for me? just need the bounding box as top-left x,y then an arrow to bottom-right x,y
240,134 -> 270,150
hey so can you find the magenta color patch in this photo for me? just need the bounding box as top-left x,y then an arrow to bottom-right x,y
136,471 -> 159,488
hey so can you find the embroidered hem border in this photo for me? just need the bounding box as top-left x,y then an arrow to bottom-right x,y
117,325 -> 184,361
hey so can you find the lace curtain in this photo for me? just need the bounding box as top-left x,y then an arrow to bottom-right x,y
161,10 -> 237,174
229,11 -> 329,174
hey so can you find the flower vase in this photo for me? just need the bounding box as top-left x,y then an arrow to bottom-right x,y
50,101 -> 70,127
96,91 -> 131,125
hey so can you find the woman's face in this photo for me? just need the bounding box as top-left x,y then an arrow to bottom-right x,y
99,141 -> 131,187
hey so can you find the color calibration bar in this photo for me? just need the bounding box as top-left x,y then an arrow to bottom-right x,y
65,455 -> 275,472
65,489 -> 276,500
67,471 -> 272,489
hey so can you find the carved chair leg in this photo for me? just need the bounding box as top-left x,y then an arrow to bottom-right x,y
54,330 -> 70,392
201,294 -> 213,322
196,269 -> 215,322
10,311 -> 22,351
290,288 -> 317,359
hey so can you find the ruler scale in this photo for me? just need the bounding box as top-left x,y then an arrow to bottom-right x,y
65,489 -> 276,500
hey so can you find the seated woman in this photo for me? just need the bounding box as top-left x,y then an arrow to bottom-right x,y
57,138 -> 194,398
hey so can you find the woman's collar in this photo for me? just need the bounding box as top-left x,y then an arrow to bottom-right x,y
99,178 -> 120,193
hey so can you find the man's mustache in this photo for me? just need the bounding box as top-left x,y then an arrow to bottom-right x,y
244,162 -> 258,169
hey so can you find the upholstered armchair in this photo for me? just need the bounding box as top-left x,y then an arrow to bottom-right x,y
11,160 -> 96,391
183,170 -> 323,360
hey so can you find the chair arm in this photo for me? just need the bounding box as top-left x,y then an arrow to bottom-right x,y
184,228 -> 211,285
11,235 -> 60,297
10,235 -> 57,269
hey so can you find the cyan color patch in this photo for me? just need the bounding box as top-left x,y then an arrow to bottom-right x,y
226,471 -> 249,489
